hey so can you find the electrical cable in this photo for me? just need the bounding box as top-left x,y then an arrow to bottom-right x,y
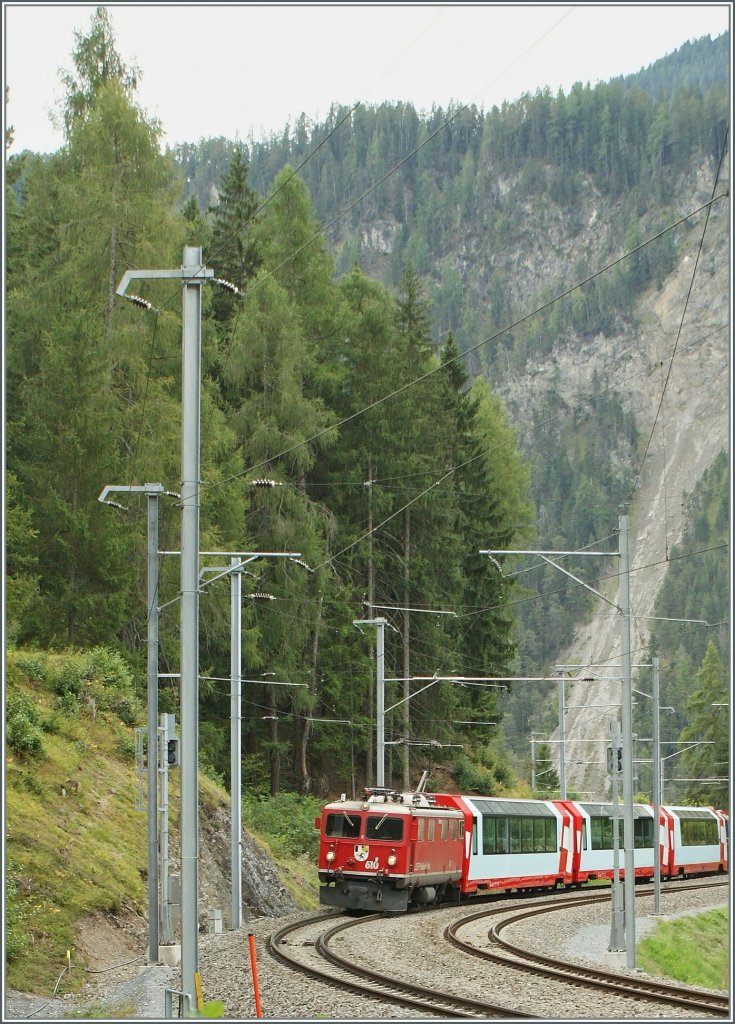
197,190 -> 728,501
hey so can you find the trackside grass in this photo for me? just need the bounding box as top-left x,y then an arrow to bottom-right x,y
637,908 -> 729,990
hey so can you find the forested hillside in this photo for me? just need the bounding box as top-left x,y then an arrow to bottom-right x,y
6,13 -> 729,811
6,10 -> 530,804
170,31 -> 730,775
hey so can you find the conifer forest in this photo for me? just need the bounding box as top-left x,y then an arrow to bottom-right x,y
6,11 -> 729,810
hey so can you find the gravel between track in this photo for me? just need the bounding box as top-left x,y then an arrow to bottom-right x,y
5,881 -> 728,1020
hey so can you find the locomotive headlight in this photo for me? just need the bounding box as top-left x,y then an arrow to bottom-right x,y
326,850 -> 336,863
387,853 -> 397,867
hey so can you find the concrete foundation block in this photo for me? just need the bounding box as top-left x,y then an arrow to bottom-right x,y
158,944 -> 181,967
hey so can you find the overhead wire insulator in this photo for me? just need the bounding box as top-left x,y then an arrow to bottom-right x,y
290,558 -> 314,572
213,277 -> 243,296
247,592 -> 276,601
249,478 -> 283,488
126,293 -> 159,313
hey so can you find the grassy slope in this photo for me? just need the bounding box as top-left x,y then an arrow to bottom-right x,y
5,650 -> 318,994
637,909 -> 729,990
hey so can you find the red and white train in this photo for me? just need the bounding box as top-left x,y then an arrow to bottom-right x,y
315,787 -> 729,912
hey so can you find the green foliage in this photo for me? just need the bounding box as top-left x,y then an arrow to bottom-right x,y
452,754 -> 500,795
7,18 -> 726,802
47,647 -> 141,727
4,864 -> 29,964
242,793 -> 323,860
6,690 -> 47,760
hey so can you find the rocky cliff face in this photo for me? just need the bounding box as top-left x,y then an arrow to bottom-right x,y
497,159 -> 730,798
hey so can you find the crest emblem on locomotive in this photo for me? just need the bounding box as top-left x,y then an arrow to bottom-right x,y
354,844 -> 369,861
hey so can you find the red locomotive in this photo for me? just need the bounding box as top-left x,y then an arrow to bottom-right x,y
316,787 -> 465,911
316,787 -> 728,912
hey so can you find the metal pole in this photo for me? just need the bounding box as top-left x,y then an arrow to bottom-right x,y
558,674 -> 567,799
530,733 -> 536,791
652,657 -> 661,915
377,619 -> 385,787
609,719 -> 625,950
159,713 -> 174,946
354,617 -> 392,789
230,557 -> 243,930
619,514 -> 636,968
180,246 -> 204,996
147,489 -> 160,961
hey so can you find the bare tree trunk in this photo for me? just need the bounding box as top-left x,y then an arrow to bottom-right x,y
299,593 -> 323,793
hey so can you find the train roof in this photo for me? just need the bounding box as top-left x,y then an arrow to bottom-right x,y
661,805 -> 721,818
322,789 -> 463,815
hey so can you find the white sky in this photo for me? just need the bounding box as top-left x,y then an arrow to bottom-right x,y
3,3 -> 731,155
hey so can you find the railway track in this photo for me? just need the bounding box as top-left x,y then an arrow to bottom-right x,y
446,880 -> 730,1018
267,910 -> 538,1018
267,878 -> 728,1019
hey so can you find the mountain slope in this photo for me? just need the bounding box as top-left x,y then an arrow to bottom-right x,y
510,169 -> 730,796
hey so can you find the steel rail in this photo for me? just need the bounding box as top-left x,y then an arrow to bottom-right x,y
445,879 -> 729,1017
268,910 -> 538,1019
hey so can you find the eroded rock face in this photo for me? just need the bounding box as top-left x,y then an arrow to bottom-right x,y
188,801 -> 299,929
493,165 -> 730,800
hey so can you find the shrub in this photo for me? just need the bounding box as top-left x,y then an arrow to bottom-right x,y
114,732 -> 136,760
241,753 -> 271,796
82,647 -> 134,691
14,654 -> 47,684
21,771 -> 46,796
52,660 -> 84,698
452,753 -> 496,795
199,758 -> 226,789
6,691 -> 46,760
110,696 -> 140,727
243,792 -> 322,860
53,691 -> 81,717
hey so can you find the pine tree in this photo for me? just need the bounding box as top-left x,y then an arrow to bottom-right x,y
679,642 -> 728,809
207,145 -> 260,323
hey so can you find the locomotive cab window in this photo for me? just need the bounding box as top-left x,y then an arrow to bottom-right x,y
366,815 -> 403,841
325,812 -> 361,838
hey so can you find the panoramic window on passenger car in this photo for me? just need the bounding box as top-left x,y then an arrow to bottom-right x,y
634,817 -> 654,848
534,818 -> 552,852
680,817 -> 719,846
496,818 -> 509,853
366,815 -> 403,841
484,817 -> 511,854
482,815 -> 496,853
325,812 -> 361,838
590,816 -> 614,850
